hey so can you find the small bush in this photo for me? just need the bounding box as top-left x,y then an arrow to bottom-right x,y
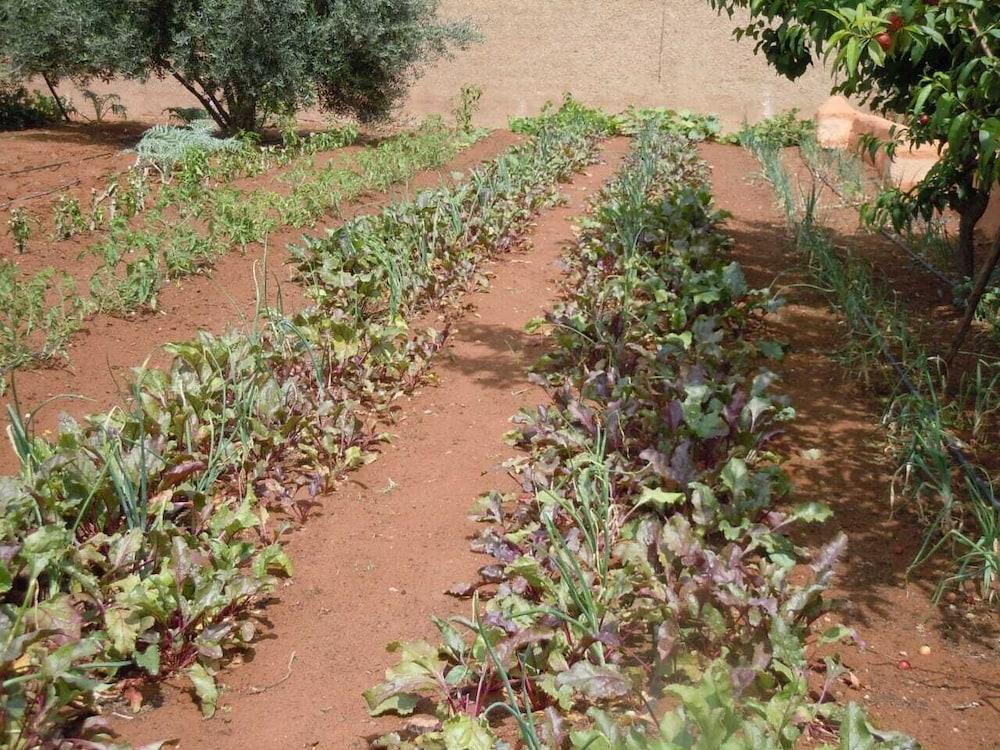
0,81 -> 61,131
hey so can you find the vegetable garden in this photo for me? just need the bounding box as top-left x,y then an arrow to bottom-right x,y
2,1 -> 999,748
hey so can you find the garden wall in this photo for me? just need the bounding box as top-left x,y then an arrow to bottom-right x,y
47,1 -> 835,131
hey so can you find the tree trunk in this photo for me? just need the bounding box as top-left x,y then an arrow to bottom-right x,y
945,226 -> 1000,370
227,95 -> 258,135
169,70 -> 231,133
955,188 -> 990,278
42,74 -> 71,123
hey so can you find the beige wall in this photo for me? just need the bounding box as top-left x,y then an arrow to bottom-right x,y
45,1 -> 837,131
406,1 -> 835,129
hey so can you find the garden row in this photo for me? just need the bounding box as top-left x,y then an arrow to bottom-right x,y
365,124 -> 915,747
740,123 -> 1000,603
1,114 -> 483,389
0,99 -> 611,750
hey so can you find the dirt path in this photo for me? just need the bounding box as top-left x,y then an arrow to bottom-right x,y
117,137 -> 632,750
701,142 -> 1000,749
0,131 -> 520,474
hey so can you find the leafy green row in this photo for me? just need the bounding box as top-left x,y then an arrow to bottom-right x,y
0,119 -> 477,388
365,126 -> 916,749
510,97 -> 722,144
0,99 -> 611,750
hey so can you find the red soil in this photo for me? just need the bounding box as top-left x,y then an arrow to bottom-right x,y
3,126 -> 997,749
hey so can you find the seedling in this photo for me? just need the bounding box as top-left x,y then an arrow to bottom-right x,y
52,194 -> 87,239
8,206 -> 32,253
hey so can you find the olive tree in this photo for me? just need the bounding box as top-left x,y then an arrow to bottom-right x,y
0,0 -> 478,134
0,0 -> 111,121
707,0 -> 1000,361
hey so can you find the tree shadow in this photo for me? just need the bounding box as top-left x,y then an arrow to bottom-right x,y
722,209 -> 1000,652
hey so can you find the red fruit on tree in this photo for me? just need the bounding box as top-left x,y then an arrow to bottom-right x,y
889,14 -> 904,31
925,0 -> 939,6
876,32 -> 893,51
919,114 -> 930,126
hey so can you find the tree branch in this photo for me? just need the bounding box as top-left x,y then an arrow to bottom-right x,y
41,73 -> 72,123
970,13 -> 996,61
169,69 -> 230,132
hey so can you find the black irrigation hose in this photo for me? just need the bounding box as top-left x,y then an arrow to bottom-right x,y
840,243 -> 1000,515
881,230 -> 959,290
805,159 -> 960,292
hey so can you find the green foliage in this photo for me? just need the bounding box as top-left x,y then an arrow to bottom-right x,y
0,81 -> 61,131
510,95 -> 619,137
51,195 -> 87,240
0,100 -> 608,747
745,130 -> 1000,602
134,121 -> 245,174
367,123 -> 913,749
730,109 -> 816,148
453,83 -> 482,134
7,208 -> 32,254
707,0 -> 1000,277
614,106 -> 723,141
80,89 -> 127,122
2,0 -> 478,134
0,263 -> 87,382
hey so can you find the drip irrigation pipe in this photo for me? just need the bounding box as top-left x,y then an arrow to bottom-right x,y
853,305 -> 1000,514
804,158 -> 959,291
796,146 -> 1000,515
0,151 -> 117,179
1,179 -> 82,210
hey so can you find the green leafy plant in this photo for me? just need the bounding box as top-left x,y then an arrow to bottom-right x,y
0,97 -> 610,747
7,207 -> 32,253
0,263 -> 86,387
0,79 -> 62,131
134,121 -> 245,175
80,89 -> 126,122
614,105 -> 723,141
729,109 -> 816,148
453,83 -> 482,134
366,120 -> 912,749
51,194 -> 87,240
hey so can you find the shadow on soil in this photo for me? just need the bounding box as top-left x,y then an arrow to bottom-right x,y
724,214 -> 1000,656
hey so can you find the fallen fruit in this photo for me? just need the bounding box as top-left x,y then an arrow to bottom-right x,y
919,645 -> 931,656
944,591 -> 958,603
898,659 -> 911,670
876,32 -> 893,51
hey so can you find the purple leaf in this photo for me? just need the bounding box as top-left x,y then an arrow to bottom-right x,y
555,661 -> 631,699
446,582 -> 478,598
